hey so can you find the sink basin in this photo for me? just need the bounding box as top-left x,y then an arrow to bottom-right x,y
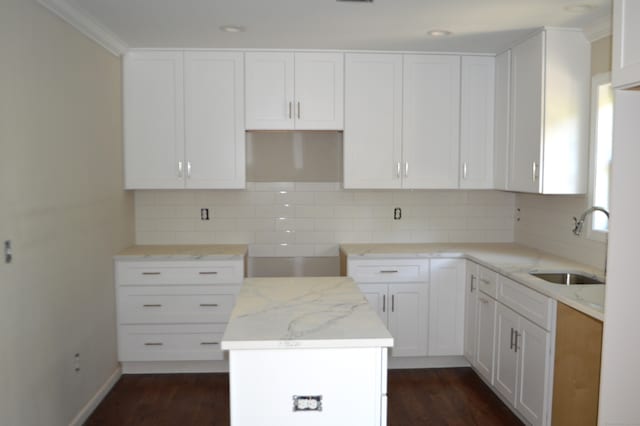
530,272 -> 604,285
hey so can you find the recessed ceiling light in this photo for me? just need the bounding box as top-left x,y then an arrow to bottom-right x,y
564,4 -> 594,13
220,25 -> 245,33
427,29 -> 452,37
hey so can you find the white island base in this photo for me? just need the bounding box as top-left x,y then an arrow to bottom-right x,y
222,277 -> 393,426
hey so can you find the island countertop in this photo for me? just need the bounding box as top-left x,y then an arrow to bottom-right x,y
221,277 -> 394,351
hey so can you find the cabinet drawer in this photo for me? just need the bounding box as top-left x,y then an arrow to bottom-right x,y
118,324 -> 225,362
478,267 -> 498,298
117,285 -> 239,324
348,259 -> 430,283
116,260 -> 243,286
497,276 -> 554,331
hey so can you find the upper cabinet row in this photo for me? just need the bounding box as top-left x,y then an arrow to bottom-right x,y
124,28 -> 590,193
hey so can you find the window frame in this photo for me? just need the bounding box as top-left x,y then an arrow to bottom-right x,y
586,72 -> 613,242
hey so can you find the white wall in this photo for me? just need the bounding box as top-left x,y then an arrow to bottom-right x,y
0,1 -> 134,425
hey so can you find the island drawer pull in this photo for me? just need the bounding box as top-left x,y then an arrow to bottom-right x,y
200,342 -> 219,346
382,295 -> 386,312
199,271 -> 218,275
199,303 -> 219,307
391,295 -> 395,312
144,342 -> 163,346
143,304 -> 162,308
379,270 -> 399,274
142,272 -> 161,275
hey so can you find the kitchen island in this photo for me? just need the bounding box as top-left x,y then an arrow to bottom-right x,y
221,276 -> 393,426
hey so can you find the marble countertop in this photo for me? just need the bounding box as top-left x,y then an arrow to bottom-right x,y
341,243 -> 605,321
114,244 -> 248,260
221,277 -> 394,351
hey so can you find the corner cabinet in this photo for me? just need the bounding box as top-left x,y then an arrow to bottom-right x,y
612,0 -> 640,89
124,51 -> 245,189
507,28 -> 590,194
428,259 -> 465,356
347,258 -> 429,357
245,52 -> 344,130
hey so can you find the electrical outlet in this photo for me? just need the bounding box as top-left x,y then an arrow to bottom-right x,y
200,208 -> 210,221
394,207 -> 402,220
4,240 -> 12,264
74,353 -> 80,372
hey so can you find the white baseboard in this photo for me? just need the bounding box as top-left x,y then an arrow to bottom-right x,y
68,366 -> 122,426
388,355 -> 469,369
121,360 -> 230,374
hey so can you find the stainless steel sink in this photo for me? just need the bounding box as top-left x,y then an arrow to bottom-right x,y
530,272 -> 605,285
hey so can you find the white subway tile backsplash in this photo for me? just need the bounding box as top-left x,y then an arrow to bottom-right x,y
135,186 -> 516,256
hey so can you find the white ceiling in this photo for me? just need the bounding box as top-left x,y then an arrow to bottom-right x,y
44,0 -> 612,54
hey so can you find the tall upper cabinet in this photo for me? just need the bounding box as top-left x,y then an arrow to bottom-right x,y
124,51 -> 245,189
612,0 -> 640,89
245,52 -> 344,130
506,29 -> 590,194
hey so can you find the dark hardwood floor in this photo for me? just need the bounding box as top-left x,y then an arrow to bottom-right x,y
85,368 -> 523,426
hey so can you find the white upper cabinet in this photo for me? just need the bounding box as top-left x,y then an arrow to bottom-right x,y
507,29 -> 590,194
459,56 -> 495,189
245,52 -> 344,130
344,53 -> 403,189
124,51 -> 185,189
403,55 -> 461,189
613,0 -> 640,89
493,50 -> 511,191
184,52 -> 245,188
124,51 -> 245,189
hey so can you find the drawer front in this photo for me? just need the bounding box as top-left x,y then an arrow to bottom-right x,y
497,276 -> 554,330
116,260 -> 243,285
118,324 -> 225,362
348,259 -> 430,283
117,285 -> 239,324
478,267 -> 498,298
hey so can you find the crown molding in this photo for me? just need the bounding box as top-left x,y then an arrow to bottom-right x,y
37,0 -> 128,56
583,15 -> 612,42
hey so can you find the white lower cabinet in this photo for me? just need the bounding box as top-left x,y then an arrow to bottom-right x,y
115,259 -> 244,371
495,294 -> 554,426
348,258 -> 429,357
475,292 -> 497,384
428,259 -> 465,356
463,262 -> 479,363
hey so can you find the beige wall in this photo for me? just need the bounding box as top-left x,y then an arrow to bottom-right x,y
0,1 -> 134,425
514,35 -> 612,270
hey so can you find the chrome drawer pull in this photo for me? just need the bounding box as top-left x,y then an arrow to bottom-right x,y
143,304 -> 162,307
199,303 -> 219,307
200,342 -> 219,346
199,271 -> 218,275
510,328 -> 515,350
379,270 -> 399,274
144,342 -> 163,346
142,272 -> 161,275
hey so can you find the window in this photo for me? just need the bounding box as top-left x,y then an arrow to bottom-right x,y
588,73 -> 613,239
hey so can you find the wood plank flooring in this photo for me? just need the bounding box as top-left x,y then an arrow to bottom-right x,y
85,368 -> 523,425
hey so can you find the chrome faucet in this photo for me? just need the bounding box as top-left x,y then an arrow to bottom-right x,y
572,206 -> 610,236
572,206 -> 610,276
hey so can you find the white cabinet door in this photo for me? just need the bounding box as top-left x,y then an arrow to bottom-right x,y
344,53 -> 403,188
516,317 -> 552,426
493,50 -> 511,190
245,52 -> 294,129
460,56 -> 495,189
475,293 -> 497,385
508,32 -> 543,193
358,283 -> 388,324
402,55 -> 461,189
184,52 -> 245,189
463,262 -> 479,364
613,0 -> 640,89
428,259 -> 465,356
294,52 -> 344,130
124,51 -> 185,189
494,303 -> 519,406
388,283 -> 428,357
